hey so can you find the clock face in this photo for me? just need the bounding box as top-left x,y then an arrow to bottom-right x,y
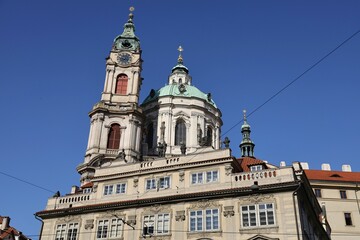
117,53 -> 132,65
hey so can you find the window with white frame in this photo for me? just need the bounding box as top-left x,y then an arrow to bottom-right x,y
146,177 -> 170,190
191,170 -> 218,184
206,170 -> 218,183
189,209 -> 219,232
143,213 -> 170,236
83,188 -> 92,194
250,165 -> 263,172
55,223 -> 79,240
103,183 -> 126,196
241,203 -> 275,228
97,219 -> 123,239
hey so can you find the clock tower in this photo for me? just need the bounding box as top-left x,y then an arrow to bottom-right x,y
79,8 -> 144,183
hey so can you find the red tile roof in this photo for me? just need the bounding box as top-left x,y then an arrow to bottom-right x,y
237,157 -> 266,172
81,182 -> 94,188
0,216 -> 30,240
305,169 -> 360,183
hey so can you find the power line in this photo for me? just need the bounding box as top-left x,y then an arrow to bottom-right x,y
0,171 -> 55,194
222,28 -> 360,137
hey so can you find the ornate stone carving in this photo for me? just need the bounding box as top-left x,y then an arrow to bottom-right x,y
242,193 -> 274,204
175,210 -> 185,221
190,200 -> 219,209
133,177 -> 139,188
127,215 -> 136,225
57,215 -> 81,224
223,206 -> 234,218
84,219 -> 94,230
179,170 -> 185,182
225,164 -> 233,176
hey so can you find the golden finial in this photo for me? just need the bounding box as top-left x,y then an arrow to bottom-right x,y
128,6 -> 135,21
177,45 -> 183,63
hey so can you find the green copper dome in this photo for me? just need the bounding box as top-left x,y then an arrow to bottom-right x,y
142,84 -> 217,107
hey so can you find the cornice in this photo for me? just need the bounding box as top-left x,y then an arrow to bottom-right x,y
93,156 -> 234,182
36,181 -> 299,219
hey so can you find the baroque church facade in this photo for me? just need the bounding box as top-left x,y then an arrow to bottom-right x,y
36,9 -> 331,240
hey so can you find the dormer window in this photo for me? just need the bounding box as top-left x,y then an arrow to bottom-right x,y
250,165 -> 263,172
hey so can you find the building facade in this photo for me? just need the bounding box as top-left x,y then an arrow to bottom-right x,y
36,9 -> 330,240
304,165 -> 360,240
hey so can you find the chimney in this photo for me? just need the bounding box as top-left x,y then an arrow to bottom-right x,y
342,164 -> 352,172
321,163 -> 331,171
280,161 -> 286,167
300,162 -> 309,170
71,186 -> 79,194
0,216 -> 10,230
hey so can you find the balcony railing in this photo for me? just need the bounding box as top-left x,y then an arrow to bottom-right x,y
58,193 -> 92,205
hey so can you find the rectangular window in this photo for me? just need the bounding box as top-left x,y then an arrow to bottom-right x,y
103,183 -> 126,196
143,214 -> 170,236
55,224 -> 66,240
191,170 -> 219,185
206,171 -> 218,183
191,172 -> 203,184
83,188 -> 92,194
109,219 -> 123,237
97,220 -> 109,239
146,179 -> 156,190
314,189 -> 322,198
116,183 -> 126,194
159,177 -> 170,189
241,203 -> 275,228
146,177 -> 171,190
250,165 -> 263,171
340,190 -> 347,199
344,213 -> 353,226
189,209 -> 219,232
103,185 -> 113,196
55,223 -> 78,240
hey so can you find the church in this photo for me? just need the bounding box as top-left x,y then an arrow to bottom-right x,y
36,8 -> 330,240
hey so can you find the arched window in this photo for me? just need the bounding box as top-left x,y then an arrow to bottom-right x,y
146,123 -> 154,148
175,119 -> 186,146
115,74 -> 128,95
207,126 -> 213,146
107,124 -> 121,149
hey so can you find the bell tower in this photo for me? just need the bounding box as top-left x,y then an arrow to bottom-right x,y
81,7 -> 144,179
239,110 -> 255,157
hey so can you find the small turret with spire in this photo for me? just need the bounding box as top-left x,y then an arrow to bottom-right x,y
239,110 -> 255,157
168,46 -> 192,86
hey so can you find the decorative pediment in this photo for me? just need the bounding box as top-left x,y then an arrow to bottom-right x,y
248,234 -> 279,240
173,110 -> 190,119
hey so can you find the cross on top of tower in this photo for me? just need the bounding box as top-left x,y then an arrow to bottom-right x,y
243,109 -> 247,123
177,45 -> 184,64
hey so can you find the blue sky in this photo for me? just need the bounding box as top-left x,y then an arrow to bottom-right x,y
1,0 -> 359,238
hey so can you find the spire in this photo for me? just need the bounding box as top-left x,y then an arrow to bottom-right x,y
113,7 -> 140,51
172,45 -> 189,73
239,110 -> 255,157
121,6 -> 136,38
